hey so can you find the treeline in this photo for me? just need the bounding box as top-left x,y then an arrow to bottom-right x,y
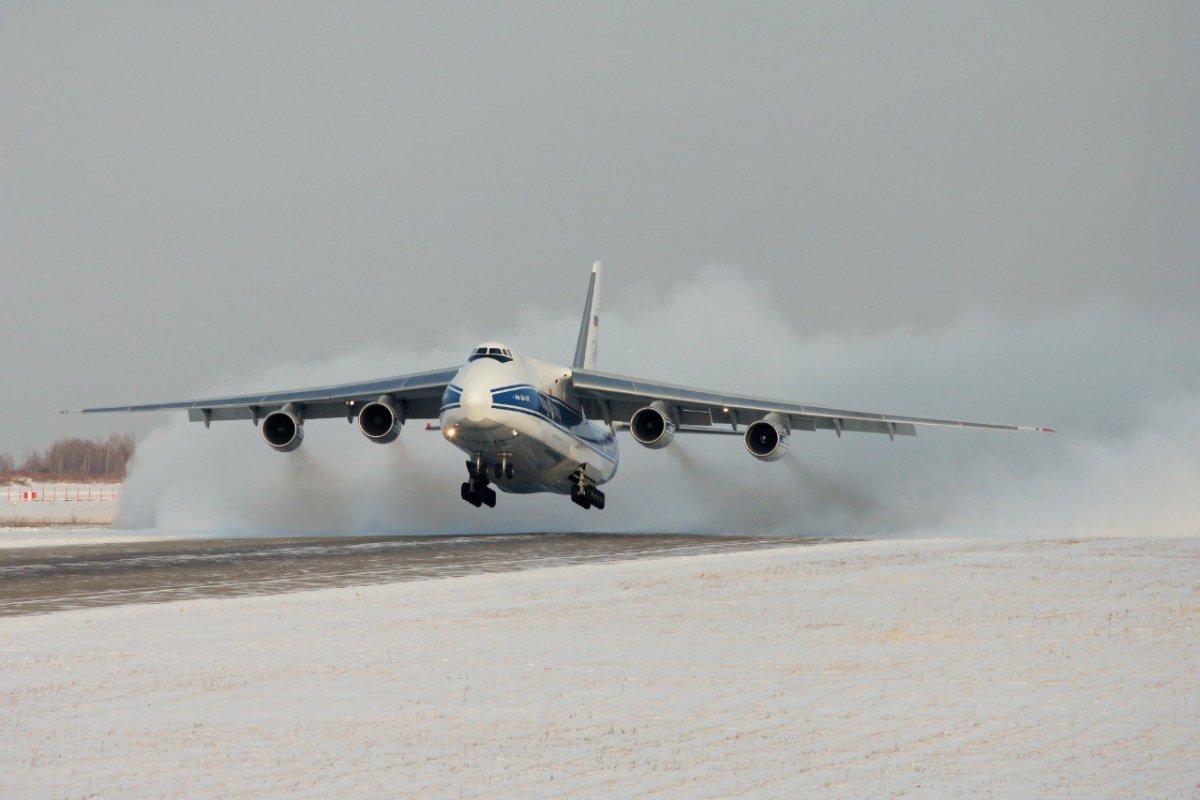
0,434 -> 136,483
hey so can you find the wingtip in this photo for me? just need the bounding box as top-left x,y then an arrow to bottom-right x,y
592,260 -> 602,273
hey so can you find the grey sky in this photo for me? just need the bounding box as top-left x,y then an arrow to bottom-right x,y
2,2 -> 1198,456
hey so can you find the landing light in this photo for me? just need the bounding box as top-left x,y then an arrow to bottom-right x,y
512,430 -> 519,437
446,427 -> 457,439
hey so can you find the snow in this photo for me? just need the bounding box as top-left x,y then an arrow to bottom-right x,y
0,527 -> 206,549
0,482 -> 120,527
2,537 -> 1197,798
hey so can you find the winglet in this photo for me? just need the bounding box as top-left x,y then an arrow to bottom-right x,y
572,261 -> 602,370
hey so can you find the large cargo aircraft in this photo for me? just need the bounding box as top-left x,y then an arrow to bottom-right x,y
72,263 -> 1051,509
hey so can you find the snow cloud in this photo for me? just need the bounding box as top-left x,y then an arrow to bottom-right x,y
117,267 -> 1200,538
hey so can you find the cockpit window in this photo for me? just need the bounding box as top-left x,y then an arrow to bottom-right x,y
468,346 -> 513,363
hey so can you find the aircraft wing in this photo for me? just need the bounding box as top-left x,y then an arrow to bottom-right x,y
571,369 -> 1052,439
66,366 -> 460,425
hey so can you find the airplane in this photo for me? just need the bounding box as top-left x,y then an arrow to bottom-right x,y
71,263 -> 1052,510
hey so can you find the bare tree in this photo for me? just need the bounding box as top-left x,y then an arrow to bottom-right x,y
2,435 -> 137,481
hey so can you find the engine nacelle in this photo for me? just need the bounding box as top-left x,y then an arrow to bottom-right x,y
630,402 -> 677,449
262,406 -> 304,453
358,396 -> 402,444
744,415 -> 790,462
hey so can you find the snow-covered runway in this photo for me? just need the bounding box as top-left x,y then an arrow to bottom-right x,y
2,537 -> 1197,798
0,532 -> 807,616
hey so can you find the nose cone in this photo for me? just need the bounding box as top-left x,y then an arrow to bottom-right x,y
461,386 -> 492,422
452,356 -> 508,426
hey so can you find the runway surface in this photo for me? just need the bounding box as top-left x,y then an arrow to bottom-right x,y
0,532 -> 831,617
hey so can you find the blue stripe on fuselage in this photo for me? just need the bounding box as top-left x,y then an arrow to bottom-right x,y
489,403 -> 617,464
441,384 -> 463,407
440,382 -> 615,462
489,384 -> 615,457
490,385 -> 587,427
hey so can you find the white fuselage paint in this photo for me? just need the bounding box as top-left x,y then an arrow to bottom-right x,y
438,348 -> 618,494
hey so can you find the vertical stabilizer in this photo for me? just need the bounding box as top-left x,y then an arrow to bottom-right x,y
572,261 -> 602,370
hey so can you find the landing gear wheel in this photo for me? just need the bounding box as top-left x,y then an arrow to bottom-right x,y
570,481 -> 606,510
461,458 -> 496,508
505,463 -> 514,480
570,486 -> 592,510
494,463 -> 504,480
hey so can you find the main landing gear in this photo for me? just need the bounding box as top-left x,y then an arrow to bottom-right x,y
460,454 -> 514,508
570,468 -> 605,510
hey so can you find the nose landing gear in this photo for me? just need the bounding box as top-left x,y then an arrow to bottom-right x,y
493,454 -> 515,481
461,456 -> 497,508
460,481 -> 496,508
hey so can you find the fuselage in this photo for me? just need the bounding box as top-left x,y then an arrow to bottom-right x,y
438,343 -> 618,494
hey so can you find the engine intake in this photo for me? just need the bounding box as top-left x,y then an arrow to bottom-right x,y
262,406 -> 304,453
630,403 -> 677,449
358,396 -> 402,444
744,416 -> 790,462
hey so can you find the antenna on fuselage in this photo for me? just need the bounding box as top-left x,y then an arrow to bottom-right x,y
572,261 -> 602,370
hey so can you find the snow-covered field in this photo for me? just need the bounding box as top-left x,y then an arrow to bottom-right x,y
2,537 -> 1197,798
0,482 -> 120,527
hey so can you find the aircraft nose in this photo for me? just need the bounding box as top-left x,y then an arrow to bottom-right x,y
461,386 -> 492,422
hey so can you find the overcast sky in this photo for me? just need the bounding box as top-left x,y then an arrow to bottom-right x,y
2,2 -> 1197,456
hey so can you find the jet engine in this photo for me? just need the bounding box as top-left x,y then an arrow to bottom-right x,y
262,406 -> 304,452
358,396 -> 403,444
630,402 -> 677,449
744,415 -> 790,462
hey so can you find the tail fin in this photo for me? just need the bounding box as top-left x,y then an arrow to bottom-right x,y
572,261 -> 602,370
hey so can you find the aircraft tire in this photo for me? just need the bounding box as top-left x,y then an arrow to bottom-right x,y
505,463 -> 514,479
570,487 -> 591,510
483,487 -> 497,508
